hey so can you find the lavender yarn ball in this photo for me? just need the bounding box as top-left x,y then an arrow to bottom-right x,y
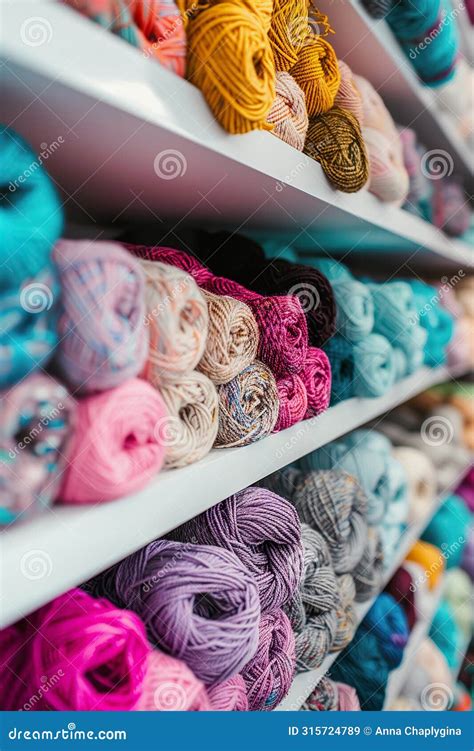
92,539 -> 261,685
170,486 -> 304,613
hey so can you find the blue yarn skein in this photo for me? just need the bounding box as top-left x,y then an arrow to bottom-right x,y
408,280 -> 454,367
312,259 -> 374,342
0,127 -> 63,289
387,0 -> 459,87
330,593 -> 409,710
324,333 -> 396,403
429,600 -> 461,669
421,494 -> 470,568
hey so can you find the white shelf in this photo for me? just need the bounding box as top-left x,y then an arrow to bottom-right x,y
276,462 -> 469,711
1,1 -> 472,271
0,364 -> 467,629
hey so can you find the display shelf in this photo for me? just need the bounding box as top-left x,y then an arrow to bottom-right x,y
276,464 -> 470,711
383,577 -> 445,709
0,364 -> 467,630
1,1 -> 472,272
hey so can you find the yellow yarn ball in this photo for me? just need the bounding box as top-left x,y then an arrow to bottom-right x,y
291,33 -> 341,117
269,0 -> 310,71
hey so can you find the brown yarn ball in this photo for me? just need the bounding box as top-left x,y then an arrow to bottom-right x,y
197,291 -> 259,385
304,106 -> 369,193
267,71 -> 309,151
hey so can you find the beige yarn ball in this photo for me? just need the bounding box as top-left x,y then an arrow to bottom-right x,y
267,71 -> 309,151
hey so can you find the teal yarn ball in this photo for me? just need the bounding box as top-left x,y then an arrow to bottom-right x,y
387,0 -> 459,87
421,494 -> 470,568
408,280 -> 454,367
0,127 -> 63,290
429,600 -> 460,669
324,333 -> 396,403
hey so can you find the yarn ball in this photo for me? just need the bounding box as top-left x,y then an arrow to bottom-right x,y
330,593 -> 409,710
0,127 -> 63,289
215,361 -> 279,447
290,468 -> 368,574
385,564 -> 419,630
299,347 -> 332,418
58,378 -> 168,504
267,71 -> 309,150
285,523 -> 339,670
290,32 -> 341,117
431,178 -> 470,238
185,1 -> 275,133
93,538 -> 261,685
325,333 -> 396,403
443,568 -> 473,636
363,126 -> 410,204
392,446 -> 436,525
1,268 -> 60,389
17,588 -> 150,711
138,650 -> 211,711
197,291 -> 259,384
361,0 -> 394,18
334,60 -> 364,124
208,674 -> 248,711
336,682 -> 361,710
421,494 -> 470,568
157,371 -> 219,468
54,240 -> 149,393
332,573 -> 357,652
400,637 -> 453,709
268,0 -> 308,71
139,258 -> 208,385
304,107 -> 369,193
461,523 -> 474,580
0,374 -> 76,525
406,540 -> 445,591
353,527 -> 384,602
241,608 -> 296,711
408,279 -> 454,367
457,467 -> 474,513
302,676 -> 339,711
398,127 -> 431,213
171,485 -> 304,613
274,374 -> 308,432
65,0 -> 186,76
429,600 -> 461,669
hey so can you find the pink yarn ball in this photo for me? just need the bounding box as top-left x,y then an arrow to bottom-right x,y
208,674 -> 249,711
59,378 -> 168,503
363,126 -> 410,204
241,609 -> 296,711
138,650 -> 212,711
300,347 -> 332,418
336,681 -> 361,710
274,374 -> 308,431
335,60 -> 364,124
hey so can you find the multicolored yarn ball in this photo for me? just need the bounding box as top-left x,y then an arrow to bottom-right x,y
207,674 -> 248,711
58,378 -> 167,504
299,347 -> 332,418
139,258 -> 208,386
304,106 -> 369,193
290,25 -> 341,117
2,588 -> 151,711
421,494 -> 470,569
268,0 -> 308,71
171,485 -> 303,613
353,527 -> 384,602
241,608 -> 296,711
330,593 -> 409,710
54,240 -> 149,393
267,71 -> 309,151
65,0 -> 186,76
274,374 -> 308,432
332,573 -> 357,652
185,1 -> 275,133
197,291 -> 259,384
0,374 -> 76,525
387,0 -> 459,87
334,60 -> 364,124
285,523 -> 339,670
325,333 -> 396,403
93,538 -> 261,685
0,127 -> 63,289
215,361 -> 279,447
157,370 -> 219,468
301,676 -> 339,711
138,650 -> 211,711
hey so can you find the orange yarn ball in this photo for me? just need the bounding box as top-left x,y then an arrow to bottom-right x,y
269,0 -> 310,71
291,34 -> 341,117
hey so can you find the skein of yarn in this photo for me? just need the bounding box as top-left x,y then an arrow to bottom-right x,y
406,540 -> 445,591
429,600 -> 461,669
215,361 -> 279,447
140,258 -> 208,386
267,71 -> 309,151
58,378 -> 168,504
408,279 -> 454,367
1,588 -> 151,711
197,291 -> 259,384
185,1 -> 275,133
241,609 -> 296,711
207,674 -> 249,711
158,371 -> 219,468
334,60 -> 364,124
299,347 -> 332,417
93,538 -> 261,685
324,333 -> 395,402
0,374 -> 76,524
301,676 -> 339,711
138,650 -> 212,711
332,573 -> 357,651
398,637 -> 453,709
421,494 -> 470,568
170,485 -> 303,613
54,240 -> 149,393
353,527 -> 384,602
336,682 -> 361,710
290,27 -> 341,117
268,0 -> 308,71
391,447 -> 436,525
304,107 -> 369,193
274,374 -> 308,432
